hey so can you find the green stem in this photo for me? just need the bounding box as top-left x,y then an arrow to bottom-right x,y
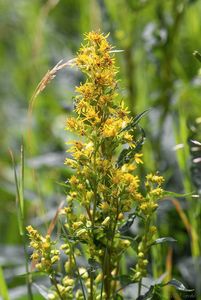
51,274 -> 64,300
103,207 -> 119,299
138,279 -> 142,297
103,247 -> 110,300
92,138 -> 99,231
71,251 -> 87,300
22,233 -> 33,300
90,273 -> 94,300
90,138 -> 99,300
59,221 -> 87,300
100,247 -> 106,300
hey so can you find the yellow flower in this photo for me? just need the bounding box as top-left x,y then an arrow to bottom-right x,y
72,221 -> 83,230
121,163 -> 136,172
99,201 -> 110,212
64,158 -> 77,169
65,117 -> 85,134
149,188 -> 164,197
76,82 -> 95,99
69,175 -> 79,185
102,118 -> 122,138
86,31 -> 109,45
146,173 -> 164,185
134,153 -> 143,164
123,132 -> 133,142
101,216 -> 110,226
111,170 -> 123,184
62,277 -> 74,287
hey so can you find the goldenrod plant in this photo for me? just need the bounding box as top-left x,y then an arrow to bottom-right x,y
27,32 -> 193,300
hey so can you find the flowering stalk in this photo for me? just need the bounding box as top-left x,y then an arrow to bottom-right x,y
27,32 -> 164,300
65,31 -> 146,299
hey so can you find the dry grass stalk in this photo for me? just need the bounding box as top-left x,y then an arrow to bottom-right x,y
27,58 -> 75,154
29,58 -> 75,114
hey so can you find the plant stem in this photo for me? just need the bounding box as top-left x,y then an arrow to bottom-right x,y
90,271 -> 94,300
11,146 -> 33,300
137,216 -> 151,298
51,274 -> 64,300
22,233 -> 33,300
138,279 -> 142,297
71,251 -> 87,300
90,138 -> 99,300
92,137 -> 99,231
59,221 -> 87,300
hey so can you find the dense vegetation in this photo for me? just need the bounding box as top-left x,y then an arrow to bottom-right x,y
0,1 -> 201,299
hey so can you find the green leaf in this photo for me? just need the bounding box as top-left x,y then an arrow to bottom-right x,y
136,286 -> 154,300
116,148 -> 131,167
193,50 -> 201,63
137,284 -> 162,300
114,294 -> 124,300
20,143 -> 25,217
16,271 -> 46,279
9,149 -> 23,236
117,127 -> 146,167
33,283 -> 49,299
109,49 -> 124,53
119,213 -> 136,233
121,109 -> 151,133
163,190 -> 193,198
190,139 -> 201,146
116,274 -> 131,286
167,279 -> 194,293
0,267 -> 10,300
152,237 -> 177,245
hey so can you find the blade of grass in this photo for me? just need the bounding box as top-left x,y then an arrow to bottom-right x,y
0,266 -> 10,300
164,247 -> 173,299
9,147 -> 33,300
20,143 -> 25,216
9,149 -> 23,236
47,200 -> 64,235
171,199 -> 192,235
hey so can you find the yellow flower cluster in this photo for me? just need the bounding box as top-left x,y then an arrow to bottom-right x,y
133,225 -> 157,281
26,225 -> 59,273
132,173 -> 164,281
64,32 -> 165,297
65,32 -> 132,142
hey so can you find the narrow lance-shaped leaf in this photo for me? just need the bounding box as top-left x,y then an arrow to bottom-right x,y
109,49 -> 124,53
117,127 -> 146,167
9,149 -> 23,236
0,266 -> 10,300
33,283 -> 49,299
193,50 -> 201,63
163,190 -> 193,198
136,286 -> 154,300
167,279 -> 194,293
20,143 -> 24,218
151,237 -> 177,246
119,213 -> 136,233
190,139 -> 201,147
120,109 -> 151,133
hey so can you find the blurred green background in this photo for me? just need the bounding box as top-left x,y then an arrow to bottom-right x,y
0,0 -> 201,299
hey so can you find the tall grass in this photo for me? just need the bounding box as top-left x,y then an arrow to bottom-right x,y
10,145 -> 33,300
